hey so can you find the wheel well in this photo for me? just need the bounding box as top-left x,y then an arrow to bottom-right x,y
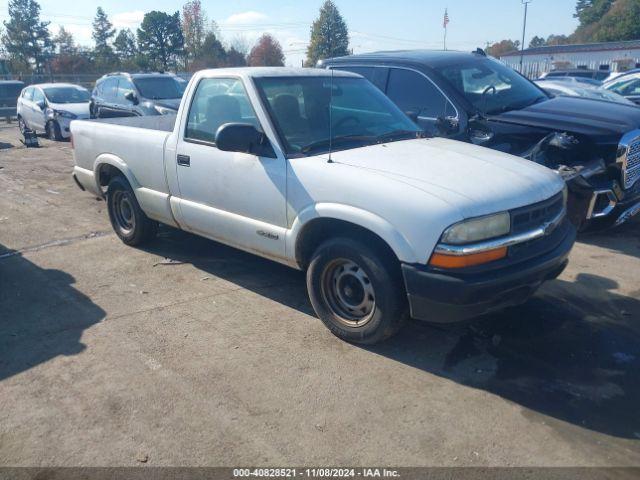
296,218 -> 400,271
97,164 -> 126,188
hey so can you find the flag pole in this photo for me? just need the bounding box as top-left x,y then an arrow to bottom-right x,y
443,8 -> 449,51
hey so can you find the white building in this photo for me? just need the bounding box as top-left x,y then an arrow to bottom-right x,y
499,40 -> 640,78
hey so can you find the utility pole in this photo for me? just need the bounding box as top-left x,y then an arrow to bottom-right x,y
520,0 -> 533,73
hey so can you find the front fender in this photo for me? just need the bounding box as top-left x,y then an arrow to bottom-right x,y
286,203 -> 418,265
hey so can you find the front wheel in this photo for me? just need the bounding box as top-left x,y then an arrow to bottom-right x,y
106,176 -> 157,246
18,116 -> 27,135
306,237 -> 407,344
46,120 -> 63,141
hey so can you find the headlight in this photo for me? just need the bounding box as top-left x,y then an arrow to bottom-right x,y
54,110 -> 77,119
441,212 -> 510,245
155,105 -> 176,115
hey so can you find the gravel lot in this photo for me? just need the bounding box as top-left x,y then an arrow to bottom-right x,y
1,122 -> 639,467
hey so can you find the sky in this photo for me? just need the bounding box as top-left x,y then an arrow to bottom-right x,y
0,0 -> 580,67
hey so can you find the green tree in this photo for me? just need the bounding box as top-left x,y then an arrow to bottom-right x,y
248,34 -> 285,66
306,0 -> 349,67
92,7 -> 116,70
189,29 -> 227,70
54,26 -> 76,55
574,0 -> 613,26
114,29 -> 137,60
529,36 -> 547,48
137,11 -> 184,70
2,0 -> 52,73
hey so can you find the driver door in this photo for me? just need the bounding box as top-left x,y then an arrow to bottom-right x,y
174,77 -> 288,260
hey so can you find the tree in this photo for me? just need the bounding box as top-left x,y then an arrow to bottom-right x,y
247,34 -> 285,66
306,0 -> 349,67
486,39 -> 520,57
54,26 -> 76,55
572,0 -> 640,43
528,36 -> 547,48
137,11 -> 184,70
225,47 -> 247,67
574,0 -> 613,26
2,0 -> 52,73
92,7 -> 116,71
182,0 -> 207,68
114,29 -> 137,60
189,30 -> 227,70
546,34 -> 570,46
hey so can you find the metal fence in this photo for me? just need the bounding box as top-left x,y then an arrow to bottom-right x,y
502,58 -> 640,79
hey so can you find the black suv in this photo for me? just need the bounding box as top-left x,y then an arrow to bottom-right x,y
321,50 -> 640,230
91,72 -> 188,118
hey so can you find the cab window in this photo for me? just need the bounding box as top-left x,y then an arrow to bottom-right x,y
32,88 -> 45,104
386,68 -> 456,119
22,87 -> 34,101
185,78 -> 260,144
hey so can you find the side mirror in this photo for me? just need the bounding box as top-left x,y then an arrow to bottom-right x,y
36,100 -> 46,110
124,91 -> 139,105
215,123 -> 276,158
435,116 -> 460,135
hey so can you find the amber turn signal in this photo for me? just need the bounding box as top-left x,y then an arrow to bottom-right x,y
429,247 -> 508,269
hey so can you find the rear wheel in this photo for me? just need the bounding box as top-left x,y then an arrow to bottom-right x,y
306,237 -> 407,344
106,175 -> 157,246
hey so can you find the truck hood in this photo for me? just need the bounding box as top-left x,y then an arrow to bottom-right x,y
492,96 -> 640,142
326,137 -> 564,219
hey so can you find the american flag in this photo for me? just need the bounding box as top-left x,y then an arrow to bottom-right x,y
443,8 -> 450,28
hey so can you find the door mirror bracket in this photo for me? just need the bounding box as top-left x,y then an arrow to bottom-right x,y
124,91 -> 139,105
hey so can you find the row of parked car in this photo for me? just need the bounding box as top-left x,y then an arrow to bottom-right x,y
14,72 -> 187,140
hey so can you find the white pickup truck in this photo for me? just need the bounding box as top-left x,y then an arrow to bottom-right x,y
71,67 -> 576,344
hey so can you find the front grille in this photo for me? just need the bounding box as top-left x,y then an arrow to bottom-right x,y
621,135 -> 640,190
511,192 -> 564,235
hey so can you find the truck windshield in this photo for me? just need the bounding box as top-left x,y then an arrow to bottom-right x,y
43,86 -> 90,104
434,58 -> 548,115
255,76 -> 422,156
133,77 -> 184,100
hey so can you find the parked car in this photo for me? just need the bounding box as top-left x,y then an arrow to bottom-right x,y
71,67 -> 575,344
535,79 -> 637,106
0,80 -> 24,109
603,72 -> 640,105
536,76 -> 602,87
539,69 -> 609,82
91,72 -> 186,118
604,68 -> 640,83
320,50 -> 640,230
17,83 -> 91,140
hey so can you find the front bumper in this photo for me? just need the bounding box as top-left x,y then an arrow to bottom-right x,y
402,220 -> 576,323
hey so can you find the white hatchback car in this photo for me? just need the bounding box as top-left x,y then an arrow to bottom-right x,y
17,83 -> 91,140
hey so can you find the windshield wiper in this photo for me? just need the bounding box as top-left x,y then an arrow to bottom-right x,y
376,129 -> 423,142
300,135 -> 377,154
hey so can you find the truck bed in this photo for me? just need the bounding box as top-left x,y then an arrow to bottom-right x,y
85,114 -> 177,132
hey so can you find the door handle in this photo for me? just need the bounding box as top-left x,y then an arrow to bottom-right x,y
177,154 -> 191,167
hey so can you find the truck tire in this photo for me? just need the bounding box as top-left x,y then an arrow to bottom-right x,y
106,175 -> 157,246
306,237 -> 407,344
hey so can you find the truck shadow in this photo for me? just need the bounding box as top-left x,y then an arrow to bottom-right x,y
365,273 -> 640,440
143,227 -> 640,440
0,246 -> 106,381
